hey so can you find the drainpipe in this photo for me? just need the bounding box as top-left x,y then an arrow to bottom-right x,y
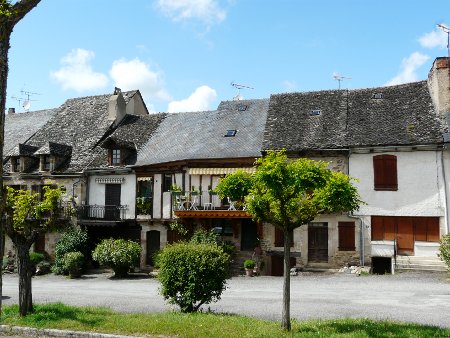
441,148 -> 450,234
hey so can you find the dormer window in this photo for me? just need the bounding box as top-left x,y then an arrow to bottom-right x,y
110,148 -> 122,166
224,129 -> 237,137
43,155 -> 51,171
12,157 -> 20,172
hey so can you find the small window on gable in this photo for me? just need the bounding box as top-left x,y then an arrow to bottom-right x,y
373,93 -> 384,99
12,157 -> 20,172
224,129 -> 237,137
373,154 -> 398,191
110,149 -> 121,166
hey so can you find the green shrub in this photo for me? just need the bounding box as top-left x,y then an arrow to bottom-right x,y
29,252 -> 45,266
52,228 -> 89,275
439,234 -> 450,270
189,228 -> 220,245
63,251 -> 84,278
157,242 -> 230,313
244,259 -> 255,269
92,239 -> 141,277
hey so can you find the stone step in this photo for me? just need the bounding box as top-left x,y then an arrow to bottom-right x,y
394,256 -> 447,272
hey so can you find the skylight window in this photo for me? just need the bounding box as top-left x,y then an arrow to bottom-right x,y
373,93 -> 384,99
224,129 -> 237,137
237,104 -> 248,111
310,110 -> 321,116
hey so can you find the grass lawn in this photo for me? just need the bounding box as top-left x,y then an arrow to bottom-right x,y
1,303 -> 449,338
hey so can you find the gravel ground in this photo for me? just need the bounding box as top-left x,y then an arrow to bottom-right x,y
1,270 -> 449,329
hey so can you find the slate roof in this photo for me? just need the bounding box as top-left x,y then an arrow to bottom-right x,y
135,99 -> 270,166
4,108 -> 58,156
34,142 -> 73,157
23,91 -> 138,173
88,113 -> 167,168
263,81 -> 444,151
7,143 -> 39,157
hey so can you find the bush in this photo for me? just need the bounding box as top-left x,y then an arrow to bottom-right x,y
52,228 -> 89,275
244,259 -> 255,269
29,252 -> 45,266
157,242 -> 230,313
63,251 -> 84,278
189,229 -> 220,245
92,239 -> 141,277
439,234 -> 450,270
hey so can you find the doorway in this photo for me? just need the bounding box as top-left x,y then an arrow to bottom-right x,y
308,222 -> 328,263
146,230 -> 160,265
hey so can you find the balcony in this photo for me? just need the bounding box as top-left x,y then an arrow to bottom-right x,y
77,205 -> 128,223
136,197 -> 152,219
172,191 -> 251,219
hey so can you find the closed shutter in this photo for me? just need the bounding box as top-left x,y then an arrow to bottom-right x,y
373,155 -> 398,191
384,217 -> 396,240
274,227 -> 293,247
338,222 -> 355,251
371,216 -> 384,240
426,217 -> 440,242
105,184 -> 121,205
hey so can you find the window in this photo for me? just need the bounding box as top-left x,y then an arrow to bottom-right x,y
162,173 -> 172,192
111,149 -> 121,165
43,155 -> 51,171
373,155 -> 397,191
338,222 -> 355,251
224,129 -> 237,137
12,157 -> 20,172
414,217 -> 440,242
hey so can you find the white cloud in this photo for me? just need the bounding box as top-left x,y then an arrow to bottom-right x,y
109,58 -> 171,103
156,0 -> 226,25
50,49 -> 109,92
167,85 -> 217,112
419,27 -> 448,49
385,52 -> 430,86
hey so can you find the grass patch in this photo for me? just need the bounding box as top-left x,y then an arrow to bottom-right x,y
1,303 -> 449,337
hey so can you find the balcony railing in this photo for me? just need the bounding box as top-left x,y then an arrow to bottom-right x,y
77,205 -> 128,221
172,191 -> 243,211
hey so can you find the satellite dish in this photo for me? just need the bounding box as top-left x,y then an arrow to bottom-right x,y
23,100 -> 31,110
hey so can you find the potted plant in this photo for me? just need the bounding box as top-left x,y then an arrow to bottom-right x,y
63,251 -> 84,278
244,259 -> 255,277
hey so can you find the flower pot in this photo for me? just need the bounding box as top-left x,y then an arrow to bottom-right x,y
245,268 -> 254,277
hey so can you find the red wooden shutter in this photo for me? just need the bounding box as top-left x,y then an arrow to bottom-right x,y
338,222 -> 355,251
414,218 -> 427,241
274,227 -> 293,247
384,217 -> 396,240
426,217 -> 440,242
373,155 -> 398,191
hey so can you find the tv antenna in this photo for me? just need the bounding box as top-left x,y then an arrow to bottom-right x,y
231,82 -> 254,101
20,90 -> 40,111
333,72 -> 352,90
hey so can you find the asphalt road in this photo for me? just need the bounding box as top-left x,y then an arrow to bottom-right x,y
2,270 -> 449,329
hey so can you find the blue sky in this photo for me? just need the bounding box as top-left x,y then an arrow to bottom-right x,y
6,0 -> 450,114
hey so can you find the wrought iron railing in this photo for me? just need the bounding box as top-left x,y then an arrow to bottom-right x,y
77,205 -> 128,221
171,191 -> 238,211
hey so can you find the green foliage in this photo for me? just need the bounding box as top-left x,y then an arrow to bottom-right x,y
63,252 -> 84,278
244,259 -> 255,269
157,242 -> 230,312
189,228 -> 219,245
246,150 -> 362,230
52,228 -> 89,275
136,197 -> 152,215
92,239 -> 141,278
439,234 -> 450,270
215,170 -> 253,201
0,0 -> 15,17
29,252 -> 44,266
169,221 -> 188,237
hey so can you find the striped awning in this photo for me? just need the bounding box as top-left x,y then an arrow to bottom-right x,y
137,177 -> 153,181
189,167 -> 256,175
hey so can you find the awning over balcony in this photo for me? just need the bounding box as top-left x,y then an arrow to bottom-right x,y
189,167 -> 256,175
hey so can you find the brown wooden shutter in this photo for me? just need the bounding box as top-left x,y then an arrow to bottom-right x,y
338,222 -> 355,251
371,216 -> 384,240
108,149 -> 112,165
373,155 -> 398,191
414,218 -> 427,241
384,217 -> 396,240
274,227 -> 293,247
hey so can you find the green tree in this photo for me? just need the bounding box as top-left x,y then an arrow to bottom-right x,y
157,242 -> 230,313
4,185 -> 68,316
439,234 -> 450,270
244,150 -> 362,331
0,0 -> 42,315
215,169 -> 253,203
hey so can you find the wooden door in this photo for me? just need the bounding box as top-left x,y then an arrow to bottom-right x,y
146,230 -> 160,265
104,184 -> 121,220
241,219 -> 257,251
308,223 -> 328,262
271,256 -> 296,276
397,217 -> 414,255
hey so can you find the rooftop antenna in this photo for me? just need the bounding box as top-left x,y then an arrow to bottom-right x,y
231,82 -> 254,100
437,23 -> 450,59
20,90 -> 40,111
333,72 -> 351,90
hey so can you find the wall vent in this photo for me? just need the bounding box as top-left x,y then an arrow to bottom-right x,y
310,109 -> 321,116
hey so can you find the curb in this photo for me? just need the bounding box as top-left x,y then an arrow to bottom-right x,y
0,325 -> 139,338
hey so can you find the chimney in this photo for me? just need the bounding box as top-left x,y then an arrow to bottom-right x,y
8,108 -> 15,114
108,91 -> 126,123
428,57 -> 450,117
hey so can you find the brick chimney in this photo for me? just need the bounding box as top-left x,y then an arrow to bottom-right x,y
428,57 -> 450,116
108,89 -> 126,123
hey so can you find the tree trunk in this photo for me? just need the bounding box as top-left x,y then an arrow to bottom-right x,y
16,240 -> 33,316
281,227 -> 291,331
